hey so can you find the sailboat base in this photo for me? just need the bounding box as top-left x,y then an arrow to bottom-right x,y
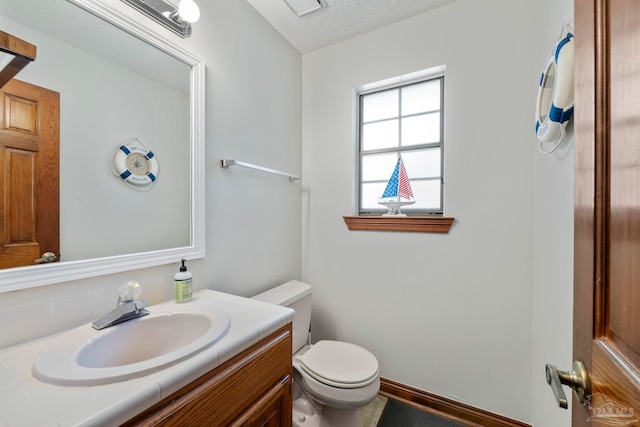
379,200 -> 415,216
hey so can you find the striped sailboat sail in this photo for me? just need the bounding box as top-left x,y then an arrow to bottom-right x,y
378,156 -> 414,204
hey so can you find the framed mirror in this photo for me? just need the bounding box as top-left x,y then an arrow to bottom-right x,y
0,0 -> 205,292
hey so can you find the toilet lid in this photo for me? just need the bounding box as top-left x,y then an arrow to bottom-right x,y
296,340 -> 379,389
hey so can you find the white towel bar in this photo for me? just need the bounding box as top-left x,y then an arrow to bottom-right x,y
220,159 -> 300,182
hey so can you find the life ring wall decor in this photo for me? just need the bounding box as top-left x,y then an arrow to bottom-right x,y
535,23 -> 574,154
112,138 -> 159,191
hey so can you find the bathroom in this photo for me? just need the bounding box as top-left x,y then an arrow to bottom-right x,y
0,0 -> 575,426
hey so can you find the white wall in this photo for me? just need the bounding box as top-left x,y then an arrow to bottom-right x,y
0,0 -> 302,348
302,0 -> 535,422
191,0 -> 303,298
531,0 -> 574,425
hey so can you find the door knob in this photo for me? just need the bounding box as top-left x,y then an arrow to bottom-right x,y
35,252 -> 57,264
545,361 -> 591,409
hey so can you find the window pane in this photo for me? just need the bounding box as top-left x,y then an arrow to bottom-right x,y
358,75 -> 444,214
402,80 -> 441,115
361,182 -> 388,209
401,112 -> 440,146
361,153 -> 398,181
362,119 -> 399,151
402,148 -> 441,179
405,179 -> 441,210
362,89 -> 399,122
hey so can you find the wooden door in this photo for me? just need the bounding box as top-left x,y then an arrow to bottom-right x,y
573,0 -> 640,425
0,79 -> 59,268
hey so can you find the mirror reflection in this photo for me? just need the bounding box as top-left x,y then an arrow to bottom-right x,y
0,28 -> 36,89
0,0 -> 192,271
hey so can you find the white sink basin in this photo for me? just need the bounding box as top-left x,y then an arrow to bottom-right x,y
32,300 -> 231,386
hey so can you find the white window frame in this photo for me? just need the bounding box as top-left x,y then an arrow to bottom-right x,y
354,65 -> 446,216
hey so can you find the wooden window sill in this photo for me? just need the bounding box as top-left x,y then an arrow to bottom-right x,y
343,216 -> 454,233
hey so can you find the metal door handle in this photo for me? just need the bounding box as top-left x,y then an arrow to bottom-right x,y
545,361 -> 591,409
35,252 -> 57,264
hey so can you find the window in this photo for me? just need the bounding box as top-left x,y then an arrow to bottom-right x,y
357,74 -> 444,216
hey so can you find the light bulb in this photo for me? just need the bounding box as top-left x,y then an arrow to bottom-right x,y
178,0 -> 200,23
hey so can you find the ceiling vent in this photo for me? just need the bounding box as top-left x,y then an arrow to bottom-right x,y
283,0 -> 327,17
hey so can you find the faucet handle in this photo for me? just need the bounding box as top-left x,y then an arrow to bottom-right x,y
118,281 -> 142,303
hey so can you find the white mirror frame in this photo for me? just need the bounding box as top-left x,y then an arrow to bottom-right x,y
0,0 -> 205,293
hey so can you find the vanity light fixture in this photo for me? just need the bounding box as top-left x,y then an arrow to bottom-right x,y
283,0 -> 327,17
121,0 -> 200,38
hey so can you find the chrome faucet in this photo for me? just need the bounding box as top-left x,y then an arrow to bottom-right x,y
92,281 -> 149,330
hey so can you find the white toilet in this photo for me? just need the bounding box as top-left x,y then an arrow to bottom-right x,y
252,280 -> 380,427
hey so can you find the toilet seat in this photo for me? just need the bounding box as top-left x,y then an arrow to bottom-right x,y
295,340 -> 379,389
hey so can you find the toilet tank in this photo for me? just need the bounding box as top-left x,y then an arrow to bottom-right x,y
252,280 -> 312,353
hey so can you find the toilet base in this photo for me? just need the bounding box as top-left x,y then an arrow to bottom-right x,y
292,402 -> 363,427
292,388 -> 365,427
292,397 -> 321,427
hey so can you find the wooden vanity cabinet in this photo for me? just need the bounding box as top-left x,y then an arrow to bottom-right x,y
123,324 -> 293,427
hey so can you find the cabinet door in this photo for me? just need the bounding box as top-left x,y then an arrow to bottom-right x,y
122,324 -> 292,427
230,375 -> 292,427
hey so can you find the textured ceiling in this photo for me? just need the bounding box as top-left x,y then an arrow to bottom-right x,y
245,0 -> 457,54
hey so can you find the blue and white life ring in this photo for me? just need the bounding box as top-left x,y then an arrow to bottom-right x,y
112,138 -> 159,190
535,23 -> 574,154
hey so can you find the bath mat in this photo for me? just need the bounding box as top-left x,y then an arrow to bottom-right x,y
376,398 -> 466,427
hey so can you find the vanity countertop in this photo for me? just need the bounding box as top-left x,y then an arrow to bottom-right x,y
0,289 -> 293,427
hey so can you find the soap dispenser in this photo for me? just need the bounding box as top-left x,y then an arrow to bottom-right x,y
174,259 -> 192,303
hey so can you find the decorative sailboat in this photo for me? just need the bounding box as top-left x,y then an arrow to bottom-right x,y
378,156 -> 415,216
